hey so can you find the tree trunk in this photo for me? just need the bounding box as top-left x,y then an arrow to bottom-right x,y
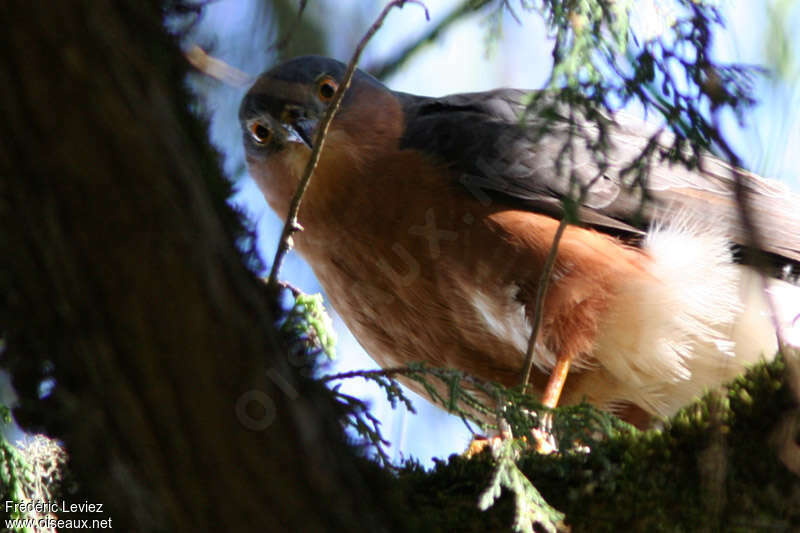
0,2 -> 384,530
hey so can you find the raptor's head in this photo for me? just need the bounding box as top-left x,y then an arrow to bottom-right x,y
239,56 -> 402,218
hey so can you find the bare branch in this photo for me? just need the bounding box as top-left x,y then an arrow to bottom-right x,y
708,114 -> 800,414
268,0 -> 309,51
519,103 -> 603,393
520,217 -> 568,392
184,45 -> 253,87
367,0 -> 482,80
267,0 -> 430,288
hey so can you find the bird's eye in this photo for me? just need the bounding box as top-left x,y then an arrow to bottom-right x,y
317,76 -> 338,102
248,121 -> 271,145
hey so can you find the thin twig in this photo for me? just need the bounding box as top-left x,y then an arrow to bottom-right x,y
709,119 -> 787,354
709,116 -> 799,407
502,0 -> 521,25
184,45 -> 254,87
520,217 -> 568,392
267,0 -> 430,288
269,0 -> 309,51
322,364 -> 503,427
322,366 -> 498,412
322,366 -> 417,383
368,0 -> 482,80
519,104 -> 599,393
706,116 -> 800,490
277,280 -> 303,298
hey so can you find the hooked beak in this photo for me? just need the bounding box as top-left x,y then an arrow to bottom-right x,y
284,117 -> 317,148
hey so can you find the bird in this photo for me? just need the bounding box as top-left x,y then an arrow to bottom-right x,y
239,55 -> 800,429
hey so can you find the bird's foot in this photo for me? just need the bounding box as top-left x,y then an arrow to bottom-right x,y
531,413 -> 558,454
464,435 -> 503,458
531,428 -> 558,454
464,419 -> 516,458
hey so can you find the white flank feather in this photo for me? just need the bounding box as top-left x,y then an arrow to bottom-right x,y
593,211 -> 779,417
471,285 -> 532,355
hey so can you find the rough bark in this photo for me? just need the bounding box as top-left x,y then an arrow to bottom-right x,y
0,2 -> 384,531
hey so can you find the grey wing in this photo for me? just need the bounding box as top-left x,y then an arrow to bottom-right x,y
398,89 -> 800,263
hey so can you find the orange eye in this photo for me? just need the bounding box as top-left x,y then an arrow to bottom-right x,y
248,121 -> 271,144
317,76 -> 338,102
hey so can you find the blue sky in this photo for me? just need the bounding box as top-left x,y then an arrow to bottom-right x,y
190,0 -> 800,466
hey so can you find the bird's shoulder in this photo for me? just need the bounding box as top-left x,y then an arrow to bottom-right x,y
395,88 -> 643,234
389,86 -> 800,264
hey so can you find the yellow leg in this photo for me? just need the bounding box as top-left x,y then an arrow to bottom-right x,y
533,351 -> 574,453
541,351 -> 574,408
